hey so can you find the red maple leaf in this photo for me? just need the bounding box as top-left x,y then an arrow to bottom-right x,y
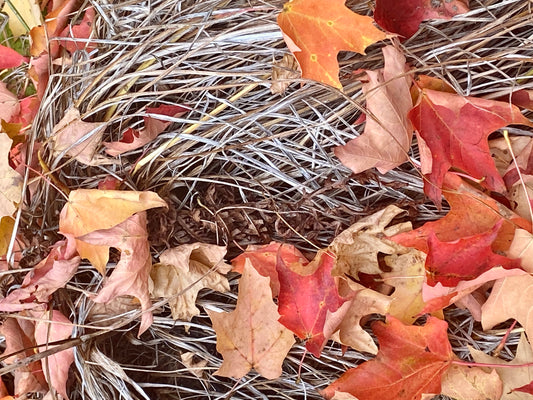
390,173 -> 531,253
276,249 -> 345,357
322,316 -> 454,400
409,88 -> 532,206
425,219 -> 522,287
374,0 -> 469,40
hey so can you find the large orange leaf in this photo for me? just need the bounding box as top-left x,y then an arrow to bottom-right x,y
277,249 -> 346,357
322,316 -> 453,400
409,88 -> 532,206
207,264 -> 295,379
277,0 -> 387,89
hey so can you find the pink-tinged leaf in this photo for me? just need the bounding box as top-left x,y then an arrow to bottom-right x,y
104,104 -> 187,156
335,45 -> 414,174
28,54 -> 49,100
10,96 -> 40,127
0,45 -> 28,69
59,7 -> 97,54
0,83 -> 20,123
79,212 -> 153,335
277,249 -> 346,357
513,381 -> 533,395
425,220 -> 522,287
0,317 -> 47,396
33,310 -> 74,400
0,239 -> 80,312
409,89 -> 532,206
374,0 -> 469,40
231,241 -> 309,297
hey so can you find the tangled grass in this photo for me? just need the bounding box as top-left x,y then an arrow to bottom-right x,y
3,0 -> 533,398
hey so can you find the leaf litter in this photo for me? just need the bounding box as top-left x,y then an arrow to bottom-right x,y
0,0 -> 533,399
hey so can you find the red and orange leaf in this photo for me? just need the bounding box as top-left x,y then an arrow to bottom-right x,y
321,316 -> 454,400
390,173 -> 531,253
231,241 -> 309,297
277,0 -> 387,89
374,0 -> 469,40
276,249 -> 345,357
425,220 -> 522,287
409,89 -> 532,206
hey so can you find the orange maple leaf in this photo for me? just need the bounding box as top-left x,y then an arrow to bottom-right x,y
277,0 -> 387,89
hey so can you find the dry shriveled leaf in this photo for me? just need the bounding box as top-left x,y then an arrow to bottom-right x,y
0,133 -> 22,220
150,243 -> 231,321
59,189 -> 166,273
51,107 -> 106,165
277,0 -> 387,89
374,0 -> 469,39
79,212 -> 154,335
270,54 -> 300,94
322,316 -> 454,400
207,264 -> 295,379
470,334 -> 533,400
335,45 -> 414,174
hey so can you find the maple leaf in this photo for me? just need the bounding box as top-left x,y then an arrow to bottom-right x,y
33,310 -> 74,400
391,173 -> 531,253
0,239 -> 80,312
333,279 -> 391,354
425,219 -> 522,287
0,83 -> 20,124
51,107 -> 106,165
482,275 -> 533,354
322,316 -> 454,400
374,0 -> 469,40
232,241 -> 309,297
470,333 -> 533,400
150,243 -> 231,321
0,45 -> 28,69
335,45 -> 414,174
104,104 -> 188,156
437,364 -> 503,400
277,0 -> 387,89
207,263 -> 295,379
508,229 -> 533,272
58,7 -> 98,54
0,133 -> 22,220
409,89 -> 532,206
277,249 -> 345,357
59,188 -> 166,273
78,212 -> 154,335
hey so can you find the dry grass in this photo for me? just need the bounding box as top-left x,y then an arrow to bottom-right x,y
2,0 -> 533,398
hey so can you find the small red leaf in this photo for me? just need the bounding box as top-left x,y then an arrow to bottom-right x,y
276,249 -> 345,357
512,380 -> 533,394
0,45 -> 28,69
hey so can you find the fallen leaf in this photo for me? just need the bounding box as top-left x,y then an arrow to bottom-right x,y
390,173 -> 531,253
409,89 -> 532,206
332,279 -> 391,354
59,7 -> 97,54
0,217 -> 15,257
1,0 -> 41,35
277,249 -> 345,357
277,0 -> 387,88
59,188 -> 166,273
104,104 -> 187,156
437,364 -> 502,400
180,352 -> 208,378
232,241 -> 308,297
335,45 -> 414,174
0,133 -> 22,219
0,83 -> 20,123
270,53 -> 300,94
321,316 -> 454,400
78,212 -> 154,335
508,228 -> 533,272
150,243 -> 231,320
0,45 -> 28,70
207,263 -> 295,379
0,239 -> 80,311
51,107 -> 106,165
482,275 -> 533,354
374,0 -> 469,39
508,175 -> 533,221
425,219 -> 522,287
513,382 -> 533,396
470,333 -> 533,400
33,310 -> 74,400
